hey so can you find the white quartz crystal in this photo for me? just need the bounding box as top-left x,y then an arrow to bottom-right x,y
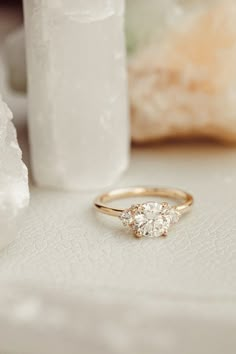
23,0 -> 129,190
0,95 -> 29,250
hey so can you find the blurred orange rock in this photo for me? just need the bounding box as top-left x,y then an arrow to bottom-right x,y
129,0 -> 236,143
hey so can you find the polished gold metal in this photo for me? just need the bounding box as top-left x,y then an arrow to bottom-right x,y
94,186 -> 193,217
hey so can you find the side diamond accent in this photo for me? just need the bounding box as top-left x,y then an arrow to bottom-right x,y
120,209 -> 133,226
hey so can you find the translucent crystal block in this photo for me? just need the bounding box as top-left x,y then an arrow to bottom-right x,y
23,0 -> 129,190
0,95 -> 29,250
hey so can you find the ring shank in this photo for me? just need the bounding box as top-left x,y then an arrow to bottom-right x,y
94,187 -> 193,217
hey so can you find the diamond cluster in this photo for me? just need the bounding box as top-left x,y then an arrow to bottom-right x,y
120,202 -> 180,238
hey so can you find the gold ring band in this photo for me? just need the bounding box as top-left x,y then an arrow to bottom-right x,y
94,186 -> 193,238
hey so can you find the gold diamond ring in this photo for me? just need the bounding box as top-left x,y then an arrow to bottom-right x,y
94,187 -> 193,238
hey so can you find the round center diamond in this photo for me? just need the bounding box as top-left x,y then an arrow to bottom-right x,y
120,201 -> 180,238
135,202 -> 171,237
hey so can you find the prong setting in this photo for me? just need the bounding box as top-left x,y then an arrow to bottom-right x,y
120,201 -> 181,238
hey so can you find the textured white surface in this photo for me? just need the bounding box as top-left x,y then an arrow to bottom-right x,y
23,0 -> 129,190
0,96 -> 29,251
0,143 -> 236,299
0,139 -> 236,353
0,283 -> 235,354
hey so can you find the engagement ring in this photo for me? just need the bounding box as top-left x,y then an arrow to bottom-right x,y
94,187 -> 193,238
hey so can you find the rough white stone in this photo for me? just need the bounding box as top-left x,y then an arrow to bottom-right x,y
23,0 -> 129,190
0,95 -> 29,250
